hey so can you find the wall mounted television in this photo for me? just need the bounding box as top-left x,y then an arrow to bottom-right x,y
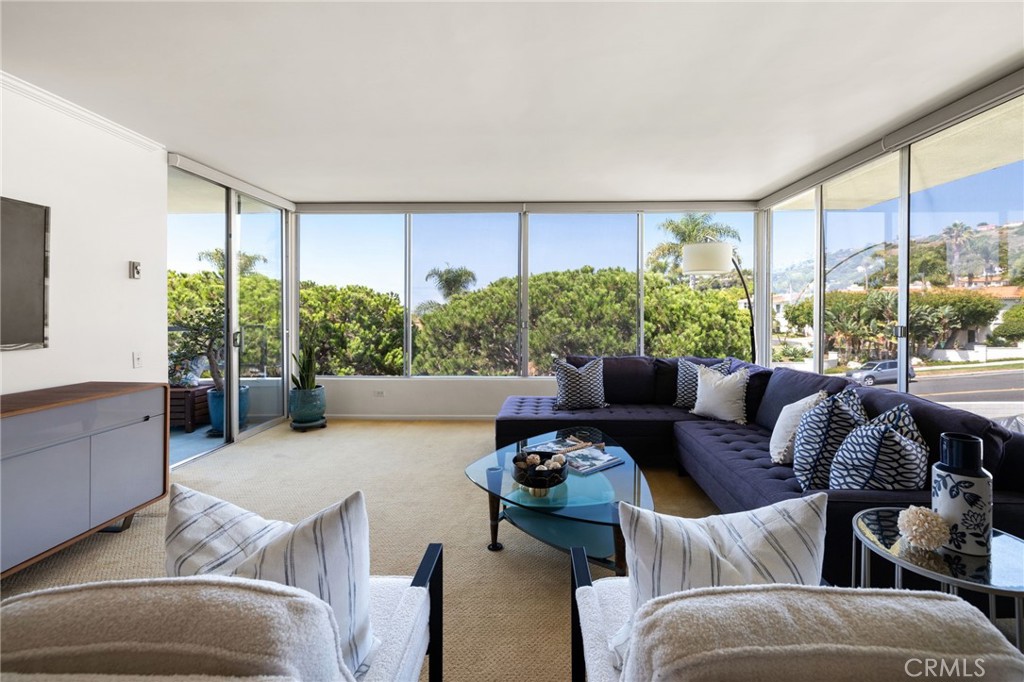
1,197 -> 50,351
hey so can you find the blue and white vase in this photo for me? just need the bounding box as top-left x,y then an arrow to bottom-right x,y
931,433 -> 992,556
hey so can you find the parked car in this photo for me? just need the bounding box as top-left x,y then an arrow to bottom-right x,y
845,360 -> 915,386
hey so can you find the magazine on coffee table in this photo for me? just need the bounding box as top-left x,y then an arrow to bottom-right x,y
523,437 -> 582,454
563,447 -> 623,475
522,435 -> 622,474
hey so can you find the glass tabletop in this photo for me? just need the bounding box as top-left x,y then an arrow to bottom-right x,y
854,507 -> 1024,597
465,426 -> 653,526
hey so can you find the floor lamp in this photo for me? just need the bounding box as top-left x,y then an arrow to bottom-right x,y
682,241 -> 756,364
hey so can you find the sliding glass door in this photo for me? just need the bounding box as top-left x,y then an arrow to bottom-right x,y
236,194 -> 286,430
167,168 -> 288,465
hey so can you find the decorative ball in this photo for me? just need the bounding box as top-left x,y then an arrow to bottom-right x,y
551,454 -> 566,464
897,506 -> 948,551
526,454 -> 541,465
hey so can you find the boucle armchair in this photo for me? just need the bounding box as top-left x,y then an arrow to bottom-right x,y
0,544 -> 443,682
570,547 -> 1024,682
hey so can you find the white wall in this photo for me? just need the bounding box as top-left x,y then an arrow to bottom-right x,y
324,376 -> 557,419
927,344 -> 1024,363
0,75 -> 168,394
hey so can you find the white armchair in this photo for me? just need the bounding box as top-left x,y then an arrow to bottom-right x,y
1,543 -> 443,682
570,546 -> 1024,682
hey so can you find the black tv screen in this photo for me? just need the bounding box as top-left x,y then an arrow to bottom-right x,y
1,197 -> 49,350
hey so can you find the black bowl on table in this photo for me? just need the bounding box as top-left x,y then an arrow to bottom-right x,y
512,452 -> 568,497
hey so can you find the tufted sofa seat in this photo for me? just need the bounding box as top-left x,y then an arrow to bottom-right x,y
674,419 -> 796,513
496,396 -> 704,464
495,356 -> 1024,587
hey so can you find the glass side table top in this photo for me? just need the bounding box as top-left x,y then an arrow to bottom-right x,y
464,426 -> 653,526
854,507 -> 1024,597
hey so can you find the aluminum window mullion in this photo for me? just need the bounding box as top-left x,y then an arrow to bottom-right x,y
637,213 -> 645,356
813,186 -> 825,375
755,208 -> 770,366
897,147 -> 912,393
226,188 -> 240,439
286,210 -> 299,410
404,214 -> 412,378
519,212 -> 530,377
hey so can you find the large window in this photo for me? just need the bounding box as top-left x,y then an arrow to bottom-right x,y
528,214 -> 638,375
908,97 -> 1024,411
769,192 -> 815,368
822,155 -> 900,372
298,214 -> 405,376
643,212 -> 755,359
411,213 -> 519,376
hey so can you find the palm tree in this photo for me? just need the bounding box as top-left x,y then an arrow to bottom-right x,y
646,213 -> 740,285
971,239 -> 999,283
197,248 -> 268,280
425,263 -> 477,300
941,221 -> 974,284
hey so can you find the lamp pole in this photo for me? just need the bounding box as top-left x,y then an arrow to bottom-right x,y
732,258 -> 756,364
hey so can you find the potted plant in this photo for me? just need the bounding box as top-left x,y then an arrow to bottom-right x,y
289,339 -> 326,430
167,283 -> 249,436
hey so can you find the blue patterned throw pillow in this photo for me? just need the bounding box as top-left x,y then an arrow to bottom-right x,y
792,387 -> 867,491
673,359 -> 730,410
829,403 -> 929,490
553,357 -> 609,410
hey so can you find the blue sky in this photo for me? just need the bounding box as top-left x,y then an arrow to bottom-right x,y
168,162 -> 1022,298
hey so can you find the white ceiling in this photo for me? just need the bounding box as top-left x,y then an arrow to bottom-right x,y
2,2 -> 1022,204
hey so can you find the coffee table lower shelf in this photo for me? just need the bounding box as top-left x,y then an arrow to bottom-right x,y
501,505 -> 623,574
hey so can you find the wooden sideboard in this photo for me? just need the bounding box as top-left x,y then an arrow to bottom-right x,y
0,382 -> 169,577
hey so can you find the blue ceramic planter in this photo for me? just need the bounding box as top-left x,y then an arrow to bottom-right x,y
207,385 -> 250,436
289,385 -> 326,424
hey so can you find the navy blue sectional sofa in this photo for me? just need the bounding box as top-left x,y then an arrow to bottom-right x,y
495,356 -> 1024,586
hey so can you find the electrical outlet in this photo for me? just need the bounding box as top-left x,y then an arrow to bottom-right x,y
129,261 -> 142,279
132,351 -> 143,368
372,390 -> 385,398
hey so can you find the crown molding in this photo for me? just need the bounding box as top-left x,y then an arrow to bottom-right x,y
2,72 -> 165,153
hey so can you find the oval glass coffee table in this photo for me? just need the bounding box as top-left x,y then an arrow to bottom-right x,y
465,427 -> 652,576
853,507 -> 1023,650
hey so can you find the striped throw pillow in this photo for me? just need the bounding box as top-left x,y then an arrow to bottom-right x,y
165,484 -> 377,677
609,493 -> 828,669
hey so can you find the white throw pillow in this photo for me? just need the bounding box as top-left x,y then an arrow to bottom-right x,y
165,484 -> 377,676
769,391 -> 828,464
609,493 -> 828,669
691,366 -> 750,423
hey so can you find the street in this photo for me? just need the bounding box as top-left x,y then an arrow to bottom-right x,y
870,369 -> 1023,404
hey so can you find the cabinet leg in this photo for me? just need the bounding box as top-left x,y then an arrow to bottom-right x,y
100,513 -> 135,533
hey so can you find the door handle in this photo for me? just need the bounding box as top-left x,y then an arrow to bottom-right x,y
232,330 -> 243,348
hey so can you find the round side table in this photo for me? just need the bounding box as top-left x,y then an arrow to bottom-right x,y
852,507 -> 1023,651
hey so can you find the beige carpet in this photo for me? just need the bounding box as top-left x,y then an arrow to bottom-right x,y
0,420 -> 717,681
